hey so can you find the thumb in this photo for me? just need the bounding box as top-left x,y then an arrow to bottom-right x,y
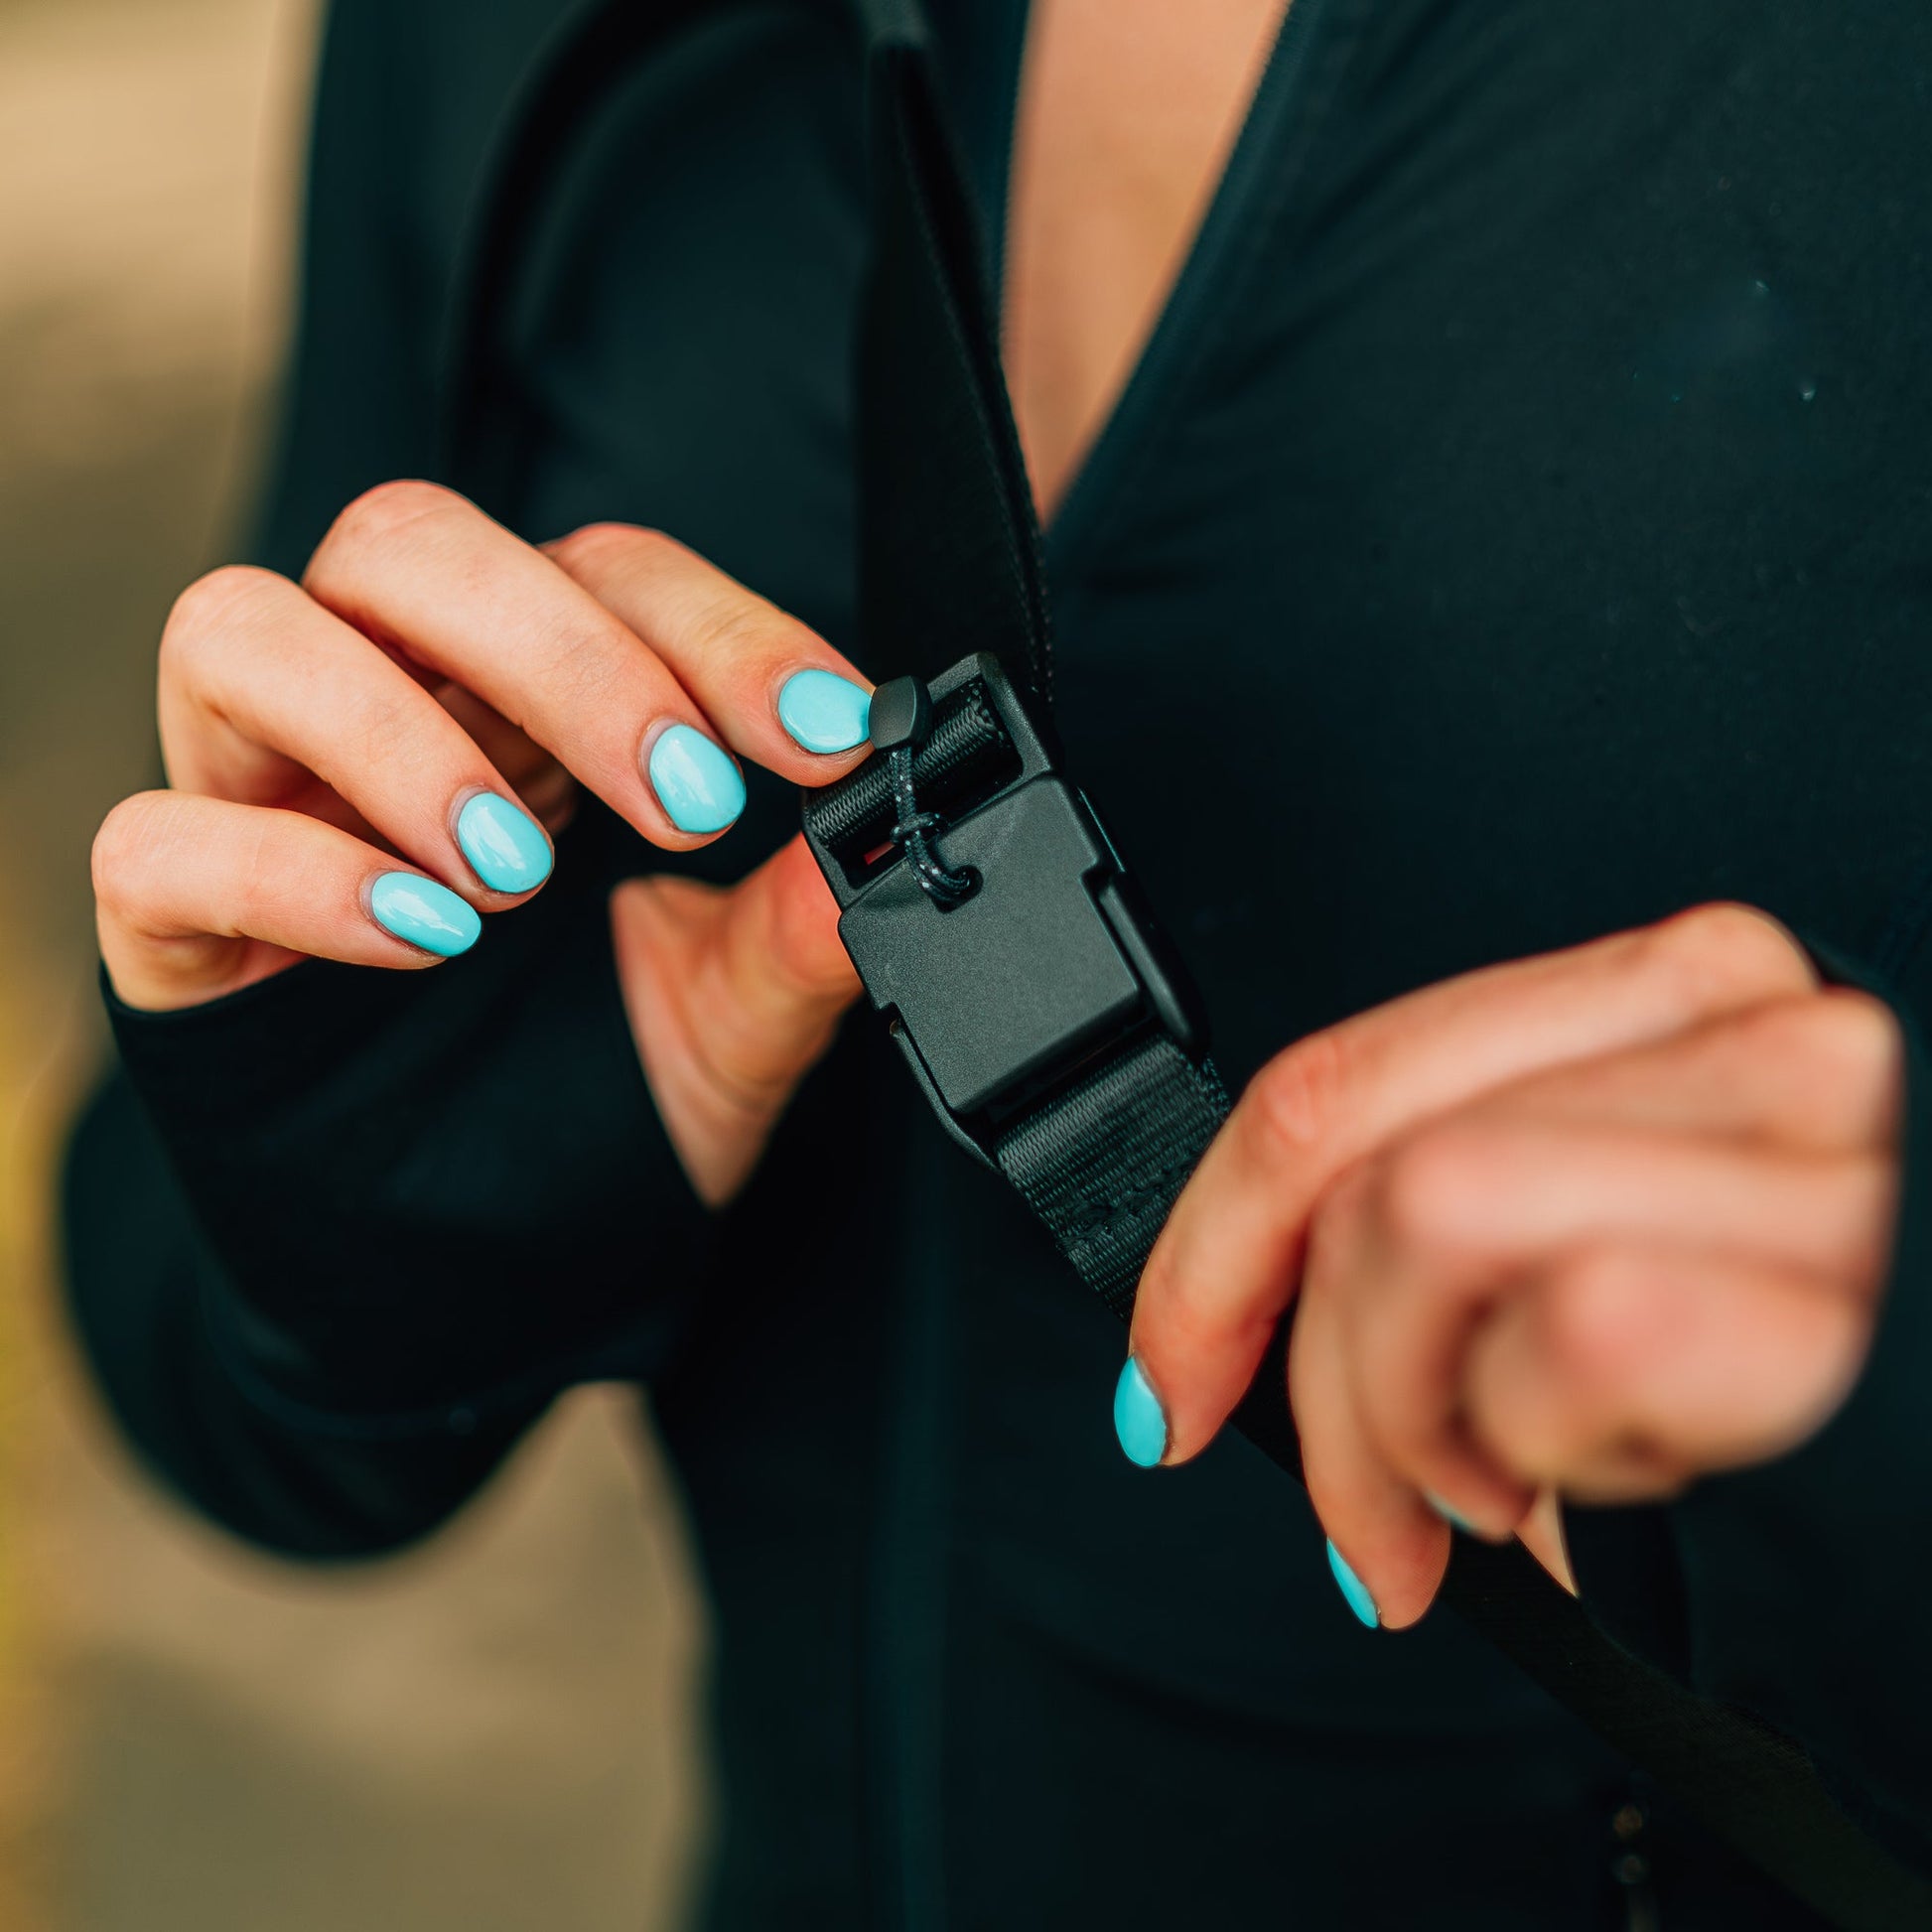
709,829 -> 863,1054
614,833 -> 860,1205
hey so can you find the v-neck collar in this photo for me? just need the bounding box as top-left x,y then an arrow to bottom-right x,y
1028,0 -> 1343,576
922,0 -> 1345,575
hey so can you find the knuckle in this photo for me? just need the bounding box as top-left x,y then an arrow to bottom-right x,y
91,791 -> 171,910
1541,1250 -> 1658,1394
160,566 -> 286,681
547,520 -> 676,579
1373,1124 -> 1500,1257
1641,901 -> 1812,1010
1720,987 -> 1902,1122
1246,1028 -> 1351,1160
1806,987 -> 1902,1083
315,479 -> 464,574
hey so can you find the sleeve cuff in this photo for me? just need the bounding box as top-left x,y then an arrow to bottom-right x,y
105,806 -> 710,1424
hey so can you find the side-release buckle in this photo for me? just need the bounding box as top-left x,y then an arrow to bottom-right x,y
800,652 -> 1207,1167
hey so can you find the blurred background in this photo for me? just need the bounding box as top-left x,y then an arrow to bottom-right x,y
0,2 -> 710,1926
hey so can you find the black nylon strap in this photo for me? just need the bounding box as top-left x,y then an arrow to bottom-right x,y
852,12 -> 1932,1927
996,1035 -> 1230,1320
855,12 -> 1053,698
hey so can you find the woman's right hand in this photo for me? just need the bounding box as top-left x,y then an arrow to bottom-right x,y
93,481 -> 876,1205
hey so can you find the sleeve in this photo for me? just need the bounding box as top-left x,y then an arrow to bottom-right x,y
58,0 -> 710,1561
1565,932 -> 1932,1874
64,799 -> 709,1561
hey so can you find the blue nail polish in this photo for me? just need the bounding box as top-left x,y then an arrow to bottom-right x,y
369,873 -> 481,957
777,669 -> 873,754
1113,1357 -> 1168,1468
1325,1540 -> 1380,1629
648,723 -> 746,833
456,792 -> 552,894
1424,1490 -> 1478,1536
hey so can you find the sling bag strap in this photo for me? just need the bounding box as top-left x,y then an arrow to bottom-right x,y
829,5 -> 1932,1925
424,0 -> 1932,1918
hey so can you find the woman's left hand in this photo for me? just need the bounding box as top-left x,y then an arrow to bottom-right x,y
1124,904 -> 1905,1629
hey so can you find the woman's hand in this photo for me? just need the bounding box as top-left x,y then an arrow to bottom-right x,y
1123,905 -> 1904,1628
93,481 -> 873,1205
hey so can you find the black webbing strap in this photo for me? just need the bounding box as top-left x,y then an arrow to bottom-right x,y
855,9 -> 1053,703
849,5 -> 1932,1924
995,1035 -> 1231,1319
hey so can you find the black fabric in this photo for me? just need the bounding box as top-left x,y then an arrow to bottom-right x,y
58,0 -> 1932,1925
857,26 -> 1932,1918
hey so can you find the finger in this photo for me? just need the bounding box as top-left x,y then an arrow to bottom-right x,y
159,566 -> 555,905
1131,904 -> 1813,1463
1295,1173 -> 1575,1626
1291,1170 -> 1453,1630
303,484 -> 744,849
613,832 -> 860,1206
1473,991 -> 1902,1154
1344,1123 -> 1891,1530
1463,1245 -> 1873,1500
95,790 -> 486,1011
544,522 -> 876,783
303,486 -> 866,853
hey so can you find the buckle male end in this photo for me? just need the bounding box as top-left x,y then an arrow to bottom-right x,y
800,653 -> 1206,1166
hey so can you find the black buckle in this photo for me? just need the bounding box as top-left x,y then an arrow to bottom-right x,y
801,652 -> 1207,1168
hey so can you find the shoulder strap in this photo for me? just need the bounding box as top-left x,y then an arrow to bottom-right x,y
855,25 -> 1053,703
849,10 -> 1932,1927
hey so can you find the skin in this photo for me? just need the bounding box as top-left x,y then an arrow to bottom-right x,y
93,0 -> 1901,1608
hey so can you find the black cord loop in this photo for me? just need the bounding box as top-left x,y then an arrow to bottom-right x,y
888,745 -> 978,905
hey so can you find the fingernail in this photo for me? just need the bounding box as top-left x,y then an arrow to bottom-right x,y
647,723 -> 746,833
1424,1491 -> 1478,1536
456,792 -> 552,894
1113,1356 -> 1168,1468
369,873 -> 482,957
1325,1540 -> 1380,1629
777,669 -> 872,754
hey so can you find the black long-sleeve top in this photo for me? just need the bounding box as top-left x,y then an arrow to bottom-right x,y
62,2 -> 1932,1924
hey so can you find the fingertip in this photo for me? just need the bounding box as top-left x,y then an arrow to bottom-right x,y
777,668 -> 873,756
1354,1534 -> 1451,1633
455,790 -> 553,896
367,872 -> 482,957
1325,1540 -> 1381,1628
1321,1500 -> 1451,1632
1113,1355 -> 1170,1468
646,723 -> 746,836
